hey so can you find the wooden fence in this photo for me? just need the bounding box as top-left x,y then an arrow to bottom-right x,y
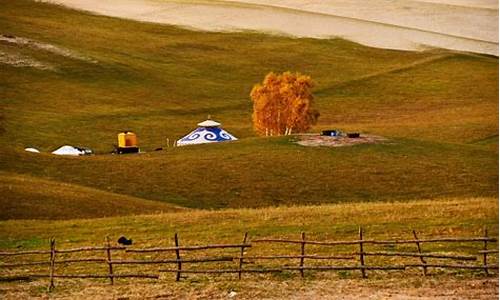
0,227 -> 497,291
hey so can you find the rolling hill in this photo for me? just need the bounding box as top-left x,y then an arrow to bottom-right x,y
0,0 -> 497,219
0,172 -> 184,220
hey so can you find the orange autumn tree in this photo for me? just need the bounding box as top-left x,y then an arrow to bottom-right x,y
250,71 -> 319,136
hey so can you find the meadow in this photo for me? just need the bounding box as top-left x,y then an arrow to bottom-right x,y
0,0 -> 497,219
0,0 -> 498,297
0,197 -> 497,298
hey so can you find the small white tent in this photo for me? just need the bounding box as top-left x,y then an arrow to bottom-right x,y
177,119 -> 237,146
24,147 -> 40,153
52,145 -> 85,156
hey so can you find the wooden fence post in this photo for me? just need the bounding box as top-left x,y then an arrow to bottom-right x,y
48,238 -> 56,292
105,236 -> 114,285
358,227 -> 367,278
412,230 -> 427,276
483,227 -> 489,276
174,233 -> 182,281
238,232 -> 248,280
300,232 -> 306,278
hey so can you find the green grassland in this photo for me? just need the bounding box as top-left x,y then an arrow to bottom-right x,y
0,172 -> 183,220
0,0 -> 498,219
2,137 -> 497,210
1,197 -> 496,250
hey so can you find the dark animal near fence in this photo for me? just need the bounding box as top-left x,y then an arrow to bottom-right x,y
117,236 -> 133,246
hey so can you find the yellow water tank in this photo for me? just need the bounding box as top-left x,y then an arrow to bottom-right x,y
118,131 -> 138,148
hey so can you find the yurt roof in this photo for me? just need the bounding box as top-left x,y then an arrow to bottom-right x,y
197,120 -> 221,127
177,119 -> 237,146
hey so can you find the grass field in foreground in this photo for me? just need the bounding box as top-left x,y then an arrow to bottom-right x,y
0,198 -> 497,298
1,277 -> 498,299
0,197 -> 497,253
0,0 -> 498,218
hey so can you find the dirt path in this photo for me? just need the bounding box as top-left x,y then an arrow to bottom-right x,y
316,53 -> 455,93
45,0 -> 498,55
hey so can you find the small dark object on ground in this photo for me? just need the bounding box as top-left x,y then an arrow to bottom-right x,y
117,236 -> 133,246
75,147 -> 93,155
117,147 -> 139,154
154,147 -> 163,151
347,133 -> 360,138
112,145 -> 139,154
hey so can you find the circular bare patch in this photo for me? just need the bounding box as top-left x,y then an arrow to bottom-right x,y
295,134 -> 387,147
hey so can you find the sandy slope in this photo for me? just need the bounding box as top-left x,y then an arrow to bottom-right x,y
41,0 -> 500,55
234,0 -> 498,41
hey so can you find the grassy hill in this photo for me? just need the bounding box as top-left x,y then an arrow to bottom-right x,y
1,137 -> 497,211
0,171 -> 184,220
0,0 -> 497,218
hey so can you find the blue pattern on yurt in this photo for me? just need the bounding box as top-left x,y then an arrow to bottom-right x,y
178,126 -> 237,145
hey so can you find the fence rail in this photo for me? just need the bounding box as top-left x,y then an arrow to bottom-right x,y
0,227 -> 497,291
125,244 -> 251,253
252,237 -> 497,245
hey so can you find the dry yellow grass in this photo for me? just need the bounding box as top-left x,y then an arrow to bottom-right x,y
0,277 -> 498,299
0,197 -> 496,248
0,197 -> 497,298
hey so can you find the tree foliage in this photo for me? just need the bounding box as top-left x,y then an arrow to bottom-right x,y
250,72 -> 319,136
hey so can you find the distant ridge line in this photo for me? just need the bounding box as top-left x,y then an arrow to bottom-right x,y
213,0 -> 499,45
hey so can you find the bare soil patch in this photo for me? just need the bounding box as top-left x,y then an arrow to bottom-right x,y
296,134 -> 387,148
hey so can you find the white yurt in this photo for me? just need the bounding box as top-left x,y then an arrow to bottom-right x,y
177,119 -> 238,146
